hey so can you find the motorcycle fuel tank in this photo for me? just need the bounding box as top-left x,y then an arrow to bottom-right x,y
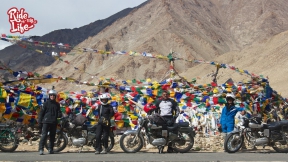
151,138 -> 166,146
249,123 -> 263,129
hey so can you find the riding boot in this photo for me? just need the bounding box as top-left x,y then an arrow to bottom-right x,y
100,148 -> 107,154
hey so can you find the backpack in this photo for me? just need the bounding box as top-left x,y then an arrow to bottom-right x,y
72,114 -> 87,126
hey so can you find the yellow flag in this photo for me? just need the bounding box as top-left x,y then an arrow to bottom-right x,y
0,103 -> 6,113
152,90 -> 158,96
17,92 -> 32,108
0,87 -> 7,98
117,105 -> 125,113
23,115 -> 32,125
147,97 -> 154,104
35,49 -> 43,53
3,113 -> 12,120
170,91 -> 175,98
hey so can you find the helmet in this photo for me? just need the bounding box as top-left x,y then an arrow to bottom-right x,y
226,93 -> 235,100
99,94 -> 110,105
48,89 -> 57,96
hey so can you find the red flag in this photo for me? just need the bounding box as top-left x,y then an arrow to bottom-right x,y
211,82 -> 217,87
185,92 -> 191,97
131,86 -> 136,92
187,101 -> 192,107
213,96 -> 218,104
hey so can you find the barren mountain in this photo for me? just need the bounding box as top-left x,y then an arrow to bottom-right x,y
2,0 -> 288,97
34,0 -> 288,95
0,4 -> 147,78
181,29 -> 288,96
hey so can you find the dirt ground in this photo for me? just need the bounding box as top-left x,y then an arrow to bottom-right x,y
15,134 -> 274,153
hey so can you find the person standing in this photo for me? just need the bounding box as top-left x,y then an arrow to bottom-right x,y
38,89 -> 62,155
94,94 -> 115,154
155,90 -> 179,153
219,93 -> 245,139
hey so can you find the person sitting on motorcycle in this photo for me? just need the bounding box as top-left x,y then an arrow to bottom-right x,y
155,90 -> 179,153
219,93 -> 245,139
94,94 -> 115,154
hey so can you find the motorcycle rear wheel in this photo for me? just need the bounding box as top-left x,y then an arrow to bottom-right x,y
272,131 -> 288,153
224,133 -> 244,153
45,132 -> 68,152
173,133 -> 194,153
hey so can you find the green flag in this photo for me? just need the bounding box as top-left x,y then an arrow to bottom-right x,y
34,72 -> 40,77
157,89 -> 163,97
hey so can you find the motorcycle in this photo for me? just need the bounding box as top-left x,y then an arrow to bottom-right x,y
119,115 -> 195,153
45,114 -> 115,153
0,122 -> 21,152
224,116 -> 288,153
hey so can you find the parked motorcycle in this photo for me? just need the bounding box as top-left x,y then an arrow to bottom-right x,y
119,115 -> 195,153
0,122 -> 21,152
45,115 -> 115,152
224,116 -> 288,153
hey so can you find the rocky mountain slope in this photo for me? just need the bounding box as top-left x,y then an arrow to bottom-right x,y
0,2 -> 148,74
2,0 -> 288,96
181,29 -> 288,96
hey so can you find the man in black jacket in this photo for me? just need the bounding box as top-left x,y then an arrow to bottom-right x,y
38,89 -> 62,155
155,90 -> 179,153
94,93 -> 115,154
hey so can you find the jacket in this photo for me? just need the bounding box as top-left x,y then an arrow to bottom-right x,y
220,103 -> 244,125
38,99 -> 62,124
96,104 -> 115,122
155,98 -> 179,117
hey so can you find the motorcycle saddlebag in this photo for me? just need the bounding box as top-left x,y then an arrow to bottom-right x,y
72,114 -> 87,126
178,122 -> 189,127
149,113 -> 166,126
280,120 -> 288,132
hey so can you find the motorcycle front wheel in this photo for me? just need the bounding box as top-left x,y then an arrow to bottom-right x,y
272,131 -> 288,153
120,133 -> 144,153
0,130 -> 18,152
173,133 -> 194,153
45,132 -> 68,152
224,133 -> 244,153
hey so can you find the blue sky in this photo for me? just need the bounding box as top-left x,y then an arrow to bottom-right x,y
0,0 -> 147,49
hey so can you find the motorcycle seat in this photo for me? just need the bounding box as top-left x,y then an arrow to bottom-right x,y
167,123 -> 179,131
279,120 -> 288,126
268,122 -> 281,130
